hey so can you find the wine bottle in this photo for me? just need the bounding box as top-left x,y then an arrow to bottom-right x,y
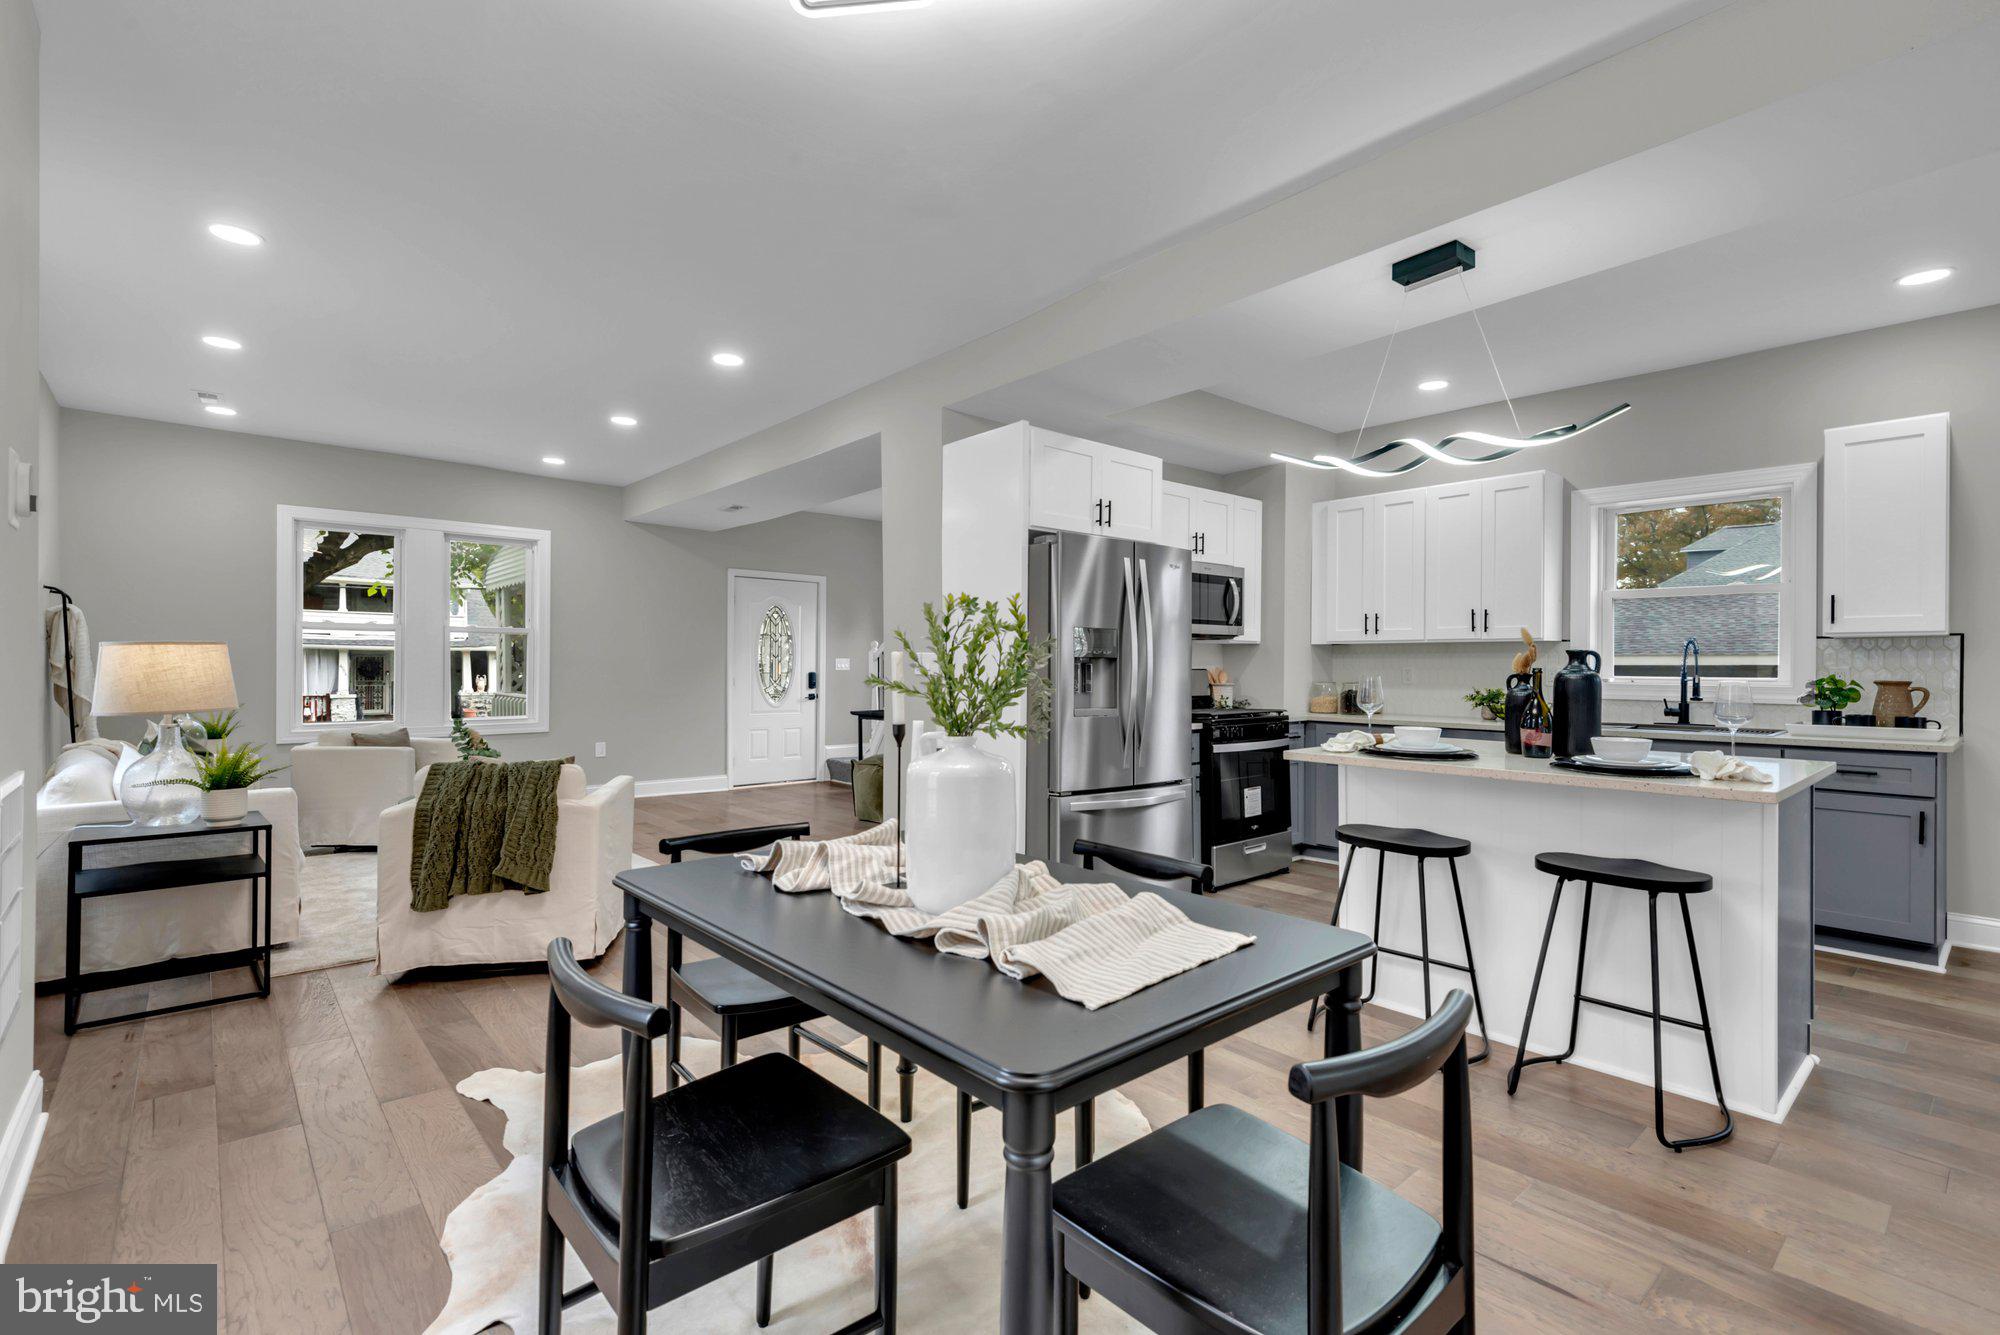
1521,668 -> 1553,759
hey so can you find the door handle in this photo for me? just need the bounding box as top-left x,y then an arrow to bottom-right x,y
1374,612 -> 1381,635
1069,789 -> 1186,813
1224,578 -> 1241,628
1484,609 -> 1490,633
1211,738 -> 1292,753
1469,608 -> 1475,633
1829,593 -> 1836,625
1120,556 -> 1138,762
1839,768 -> 1880,777
1918,810 -> 1927,845
1106,498 -> 1113,527
1094,499 -> 1104,527
1136,556 -> 1156,762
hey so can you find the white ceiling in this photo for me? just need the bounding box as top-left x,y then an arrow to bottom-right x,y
39,0 -> 1723,484
957,18 -> 2000,474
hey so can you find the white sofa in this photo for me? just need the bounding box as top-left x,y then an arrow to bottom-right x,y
35,743 -> 306,983
375,763 -> 634,974
291,727 -> 460,848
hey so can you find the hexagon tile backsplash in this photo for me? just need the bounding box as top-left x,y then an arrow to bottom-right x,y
1815,634 -> 1962,731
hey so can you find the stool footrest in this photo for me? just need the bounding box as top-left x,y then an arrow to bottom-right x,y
1376,944 -> 1475,975
1578,993 -> 1709,1031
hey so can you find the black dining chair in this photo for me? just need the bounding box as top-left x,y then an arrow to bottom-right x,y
538,938 -> 909,1334
1052,990 -> 1476,1335
658,823 -> 913,1120
952,839 -> 1216,1212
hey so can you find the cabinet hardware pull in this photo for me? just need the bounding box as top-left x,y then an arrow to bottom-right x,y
1094,499 -> 1103,526
1374,612 -> 1381,634
1840,768 -> 1879,777
1919,810 -> 1928,845
1484,608 -> 1490,633
1829,593 -> 1836,624
1106,498 -> 1113,526
1469,608 -> 1475,632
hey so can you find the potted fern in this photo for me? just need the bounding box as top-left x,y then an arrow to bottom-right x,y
168,741 -> 287,825
192,709 -> 239,757
867,594 -> 1052,914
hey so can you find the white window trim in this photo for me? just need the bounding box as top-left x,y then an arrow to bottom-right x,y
276,505 -> 552,743
1567,463 -> 1817,704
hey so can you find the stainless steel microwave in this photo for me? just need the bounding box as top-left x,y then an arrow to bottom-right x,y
1190,561 -> 1246,639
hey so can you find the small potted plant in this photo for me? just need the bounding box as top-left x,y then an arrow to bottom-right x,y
1801,674 -> 1862,725
868,593 -> 1052,914
168,741 -> 287,824
1463,687 -> 1505,722
192,709 -> 239,757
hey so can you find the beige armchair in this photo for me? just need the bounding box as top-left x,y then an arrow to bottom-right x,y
374,764 -> 635,974
290,727 -> 459,847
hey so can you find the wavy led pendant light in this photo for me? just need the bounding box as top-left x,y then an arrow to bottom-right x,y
1273,240 -> 1629,476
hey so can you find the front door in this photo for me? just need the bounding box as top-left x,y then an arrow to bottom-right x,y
730,574 -> 820,786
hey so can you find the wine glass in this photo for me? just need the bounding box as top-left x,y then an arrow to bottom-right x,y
1714,680 -> 1755,754
1356,676 -> 1386,735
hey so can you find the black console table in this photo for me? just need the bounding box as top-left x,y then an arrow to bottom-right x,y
64,815 -> 274,1033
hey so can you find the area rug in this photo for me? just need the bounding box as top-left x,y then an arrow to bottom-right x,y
427,1033 -> 1152,1332
275,851 -> 377,976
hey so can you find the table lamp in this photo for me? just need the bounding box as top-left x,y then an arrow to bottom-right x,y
93,642 -> 240,825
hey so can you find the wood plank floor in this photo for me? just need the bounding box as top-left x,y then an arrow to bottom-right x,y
13,780 -> 2000,1332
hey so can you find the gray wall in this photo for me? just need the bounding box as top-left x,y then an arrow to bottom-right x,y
1302,304 -> 2000,920
56,410 -> 884,784
0,0 -> 37,1195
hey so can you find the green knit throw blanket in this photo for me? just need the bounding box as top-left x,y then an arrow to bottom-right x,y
410,759 -> 567,912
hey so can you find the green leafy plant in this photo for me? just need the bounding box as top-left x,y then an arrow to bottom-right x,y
193,709 -> 239,741
1802,674 -> 1863,712
451,715 -> 501,760
867,594 -> 1055,740
164,741 -> 287,792
1463,687 -> 1505,715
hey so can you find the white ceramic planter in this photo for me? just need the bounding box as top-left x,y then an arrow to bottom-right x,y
904,732 -> 1015,916
201,787 -> 251,825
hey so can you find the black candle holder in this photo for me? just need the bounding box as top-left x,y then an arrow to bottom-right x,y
888,721 -> 908,889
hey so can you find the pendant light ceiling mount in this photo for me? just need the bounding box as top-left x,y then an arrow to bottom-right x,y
1274,238 -> 1629,477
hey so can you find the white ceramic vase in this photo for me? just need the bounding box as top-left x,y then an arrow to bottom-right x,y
904,732 -> 1015,916
201,787 -> 250,825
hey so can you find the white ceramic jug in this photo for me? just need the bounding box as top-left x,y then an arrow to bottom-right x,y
903,731 -> 1015,916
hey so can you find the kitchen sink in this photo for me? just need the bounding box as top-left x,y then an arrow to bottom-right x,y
1620,722 -> 1787,736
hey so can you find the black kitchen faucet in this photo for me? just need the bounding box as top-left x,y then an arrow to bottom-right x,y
1663,638 -> 1703,725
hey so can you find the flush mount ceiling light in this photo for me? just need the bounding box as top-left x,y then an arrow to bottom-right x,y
1273,239 -> 1630,478
204,404 -> 238,417
542,456 -> 566,466
793,0 -> 933,15
206,222 -> 263,247
201,334 -> 242,351
608,414 -> 638,427
1897,267 -> 1953,287
1417,378 -> 1449,392
710,351 -> 746,368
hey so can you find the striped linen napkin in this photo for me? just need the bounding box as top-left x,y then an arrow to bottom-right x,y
742,821 -> 901,893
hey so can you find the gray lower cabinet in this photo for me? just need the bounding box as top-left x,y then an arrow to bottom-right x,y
1811,789 -> 1939,944
1292,722 -> 1341,856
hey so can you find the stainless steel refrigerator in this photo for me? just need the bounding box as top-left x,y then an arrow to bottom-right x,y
1025,530 -> 1194,874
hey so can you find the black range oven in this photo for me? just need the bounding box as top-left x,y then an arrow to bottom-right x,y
1194,704 -> 1293,887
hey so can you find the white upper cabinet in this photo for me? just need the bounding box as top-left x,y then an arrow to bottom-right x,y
1096,444 -> 1163,541
1158,482 -> 1197,552
1229,495 -> 1263,643
1190,492 -> 1235,563
1822,413 -> 1950,636
1318,470 -> 1566,644
1028,427 -> 1161,541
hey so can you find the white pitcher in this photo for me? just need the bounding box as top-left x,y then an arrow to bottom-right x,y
903,731 -> 1015,916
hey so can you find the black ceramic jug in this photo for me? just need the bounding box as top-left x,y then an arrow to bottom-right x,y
1503,672 -> 1534,755
1551,649 -> 1603,758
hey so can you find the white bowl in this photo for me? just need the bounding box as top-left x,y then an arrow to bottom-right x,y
1392,726 -> 1442,747
1590,736 -> 1652,764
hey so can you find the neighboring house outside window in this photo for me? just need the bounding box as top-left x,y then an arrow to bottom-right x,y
278,507 -> 551,743
1570,464 -> 1817,702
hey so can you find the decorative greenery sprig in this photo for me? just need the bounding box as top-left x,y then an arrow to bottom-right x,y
1801,674 -> 1863,712
193,709 -> 239,741
1464,687 -> 1505,714
451,715 -> 501,760
867,594 -> 1054,740
164,741 -> 287,792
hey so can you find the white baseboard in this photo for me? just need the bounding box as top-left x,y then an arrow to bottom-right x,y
824,744 -> 858,762
0,1070 -> 47,1258
1949,913 -> 2000,955
633,774 -> 730,798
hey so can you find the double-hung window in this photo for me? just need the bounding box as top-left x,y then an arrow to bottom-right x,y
278,507 -> 551,742
1570,464 -> 1817,701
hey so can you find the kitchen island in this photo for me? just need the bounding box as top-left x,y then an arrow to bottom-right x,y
1289,739 -> 1836,1122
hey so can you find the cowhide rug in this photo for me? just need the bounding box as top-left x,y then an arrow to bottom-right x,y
427,1033 -> 1152,1332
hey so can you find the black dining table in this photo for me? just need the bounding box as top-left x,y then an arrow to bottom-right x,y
613,855 -> 1374,1334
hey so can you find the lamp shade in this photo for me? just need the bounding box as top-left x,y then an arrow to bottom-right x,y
93,642 -> 239,717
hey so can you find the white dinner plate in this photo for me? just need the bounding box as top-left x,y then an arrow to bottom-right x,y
1571,752 -> 1681,770
1376,739 -> 1462,754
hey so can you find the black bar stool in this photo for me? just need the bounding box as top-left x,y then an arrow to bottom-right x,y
1307,824 -> 1489,1064
1508,851 -> 1733,1152
658,823 -> 909,1120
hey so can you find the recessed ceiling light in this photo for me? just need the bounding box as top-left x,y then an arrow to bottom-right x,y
202,334 -> 243,351
206,223 -> 263,247
542,456 -> 566,466
710,351 -> 746,368
608,414 -> 638,427
1417,378 -> 1449,392
792,0 -> 933,15
1897,267 -> 1953,287
204,404 -> 238,416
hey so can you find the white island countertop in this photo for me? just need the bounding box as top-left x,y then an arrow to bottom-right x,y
1289,711 -> 1961,754
1287,737 -> 1836,804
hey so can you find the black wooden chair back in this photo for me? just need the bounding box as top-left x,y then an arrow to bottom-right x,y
1074,838 -> 1216,896
660,821 -> 809,863
1288,989 -> 1475,1335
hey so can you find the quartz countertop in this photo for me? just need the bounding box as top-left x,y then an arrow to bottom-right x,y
1286,737 -> 1835,804
1290,711 -> 1961,755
